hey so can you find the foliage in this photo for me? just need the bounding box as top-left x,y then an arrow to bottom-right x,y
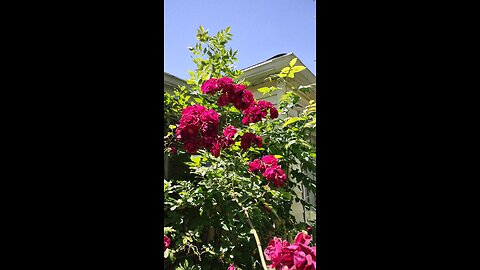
164,26 -> 316,269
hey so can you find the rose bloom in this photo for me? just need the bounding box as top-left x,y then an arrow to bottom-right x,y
164,235 -> 170,251
262,155 -> 278,166
265,232 -> 317,270
201,78 -> 219,94
183,141 -> 200,154
226,263 -> 236,270
255,135 -> 263,148
248,158 -> 264,173
270,106 -> 279,119
233,89 -> 255,111
217,77 -> 234,91
263,164 -> 287,187
222,125 -> 237,138
217,93 -> 229,106
211,141 -> 221,157
264,237 -> 294,269
289,232 -> 316,270
240,132 -> 262,151
200,109 -> 219,124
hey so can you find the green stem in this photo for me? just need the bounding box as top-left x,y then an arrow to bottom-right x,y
241,206 -> 269,270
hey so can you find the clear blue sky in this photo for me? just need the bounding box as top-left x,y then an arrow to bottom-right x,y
164,0 -> 316,80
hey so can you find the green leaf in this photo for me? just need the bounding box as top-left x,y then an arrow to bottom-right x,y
190,155 -> 201,166
291,66 -> 306,73
257,87 -> 270,94
169,125 -> 176,130
280,67 -> 291,74
289,58 -> 297,67
282,117 -> 303,128
285,140 -> 296,149
274,155 -> 283,159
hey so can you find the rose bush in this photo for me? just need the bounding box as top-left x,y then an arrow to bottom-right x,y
164,26 -> 316,270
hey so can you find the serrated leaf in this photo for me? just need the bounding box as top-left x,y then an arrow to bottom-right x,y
289,58 -> 297,67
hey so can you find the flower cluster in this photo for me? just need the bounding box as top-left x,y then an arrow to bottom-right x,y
175,105 -> 236,157
164,235 -> 171,252
242,100 -> 278,125
249,155 -> 287,187
264,232 -> 316,270
201,77 -> 278,126
201,77 -> 255,111
240,132 -> 262,151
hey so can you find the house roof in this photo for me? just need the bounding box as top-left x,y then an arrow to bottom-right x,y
164,53 -> 316,97
239,52 -> 316,88
164,72 -> 188,88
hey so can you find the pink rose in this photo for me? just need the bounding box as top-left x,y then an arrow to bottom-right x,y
226,263 -> 236,270
261,155 -> 278,165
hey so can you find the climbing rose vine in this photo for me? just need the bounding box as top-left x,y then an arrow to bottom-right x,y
164,26 -> 316,270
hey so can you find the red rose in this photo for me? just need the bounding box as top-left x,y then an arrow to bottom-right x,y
217,77 -> 234,92
222,125 -> 237,138
211,142 -> 221,157
240,132 -> 262,151
218,93 -> 229,106
248,159 -> 264,173
201,78 -> 219,94
184,142 -> 200,154
263,164 -> 287,187
270,106 -> 279,119
164,235 -> 171,251
255,135 -> 263,148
